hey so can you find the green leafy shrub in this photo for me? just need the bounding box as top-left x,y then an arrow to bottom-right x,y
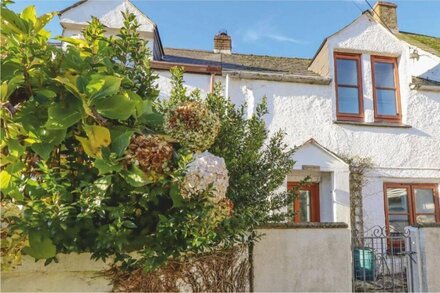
1,4 -> 296,272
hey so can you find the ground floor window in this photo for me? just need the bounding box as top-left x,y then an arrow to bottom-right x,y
384,183 -> 440,234
287,182 -> 320,223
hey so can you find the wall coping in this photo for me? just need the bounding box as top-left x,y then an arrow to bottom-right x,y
411,223 -> 440,228
258,222 -> 348,229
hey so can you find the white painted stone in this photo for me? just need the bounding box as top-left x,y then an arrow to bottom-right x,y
1,254 -> 113,292
58,0 -> 440,229
253,227 -> 352,292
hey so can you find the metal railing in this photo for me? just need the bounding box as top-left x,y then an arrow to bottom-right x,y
352,226 -> 416,292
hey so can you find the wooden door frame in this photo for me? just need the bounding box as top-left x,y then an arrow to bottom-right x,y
288,182 -> 320,223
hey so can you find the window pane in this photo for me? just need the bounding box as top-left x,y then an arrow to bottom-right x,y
336,59 -> 358,86
374,62 -> 395,88
376,89 -> 397,116
387,188 -> 408,213
299,190 -> 311,222
338,86 -> 359,114
416,215 -> 436,224
389,214 -> 409,233
414,188 -> 435,213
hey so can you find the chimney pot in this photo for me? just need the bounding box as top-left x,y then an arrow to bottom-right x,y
214,31 -> 232,54
372,1 -> 398,32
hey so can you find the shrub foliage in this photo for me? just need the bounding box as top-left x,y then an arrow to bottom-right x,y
0,3 -> 295,271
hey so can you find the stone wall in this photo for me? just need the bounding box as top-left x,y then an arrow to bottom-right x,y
252,223 -> 352,292
1,253 -> 112,292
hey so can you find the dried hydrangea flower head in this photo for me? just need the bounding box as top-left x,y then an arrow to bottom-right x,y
181,151 -> 229,202
126,135 -> 173,179
164,101 -> 220,152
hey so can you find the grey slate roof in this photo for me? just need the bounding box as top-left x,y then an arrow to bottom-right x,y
412,76 -> 440,87
162,48 -> 319,77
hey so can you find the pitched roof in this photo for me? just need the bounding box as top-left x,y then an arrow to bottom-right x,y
59,0 -> 88,15
412,76 -> 440,87
397,31 -> 440,58
162,48 -> 319,77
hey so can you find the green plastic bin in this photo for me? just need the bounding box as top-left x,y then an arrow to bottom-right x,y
354,248 -> 376,281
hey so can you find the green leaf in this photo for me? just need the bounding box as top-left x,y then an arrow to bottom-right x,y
34,12 -> 56,32
110,131 -> 133,156
77,125 -> 111,158
53,76 -> 81,99
128,91 -> 152,117
30,129 -> 65,160
31,143 -> 53,160
7,139 -> 26,157
21,5 -> 36,24
94,158 -> 123,175
6,161 -> 25,174
86,74 -> 122,101
120,166 -> 150,187
93,94 -> 136,120
1,75 -> 24,102
138,112 -> 164,128
22,231 -> 57,260
0,170 -> 12,190
93,176 -> 112,192
34,89 -> 56,104
122,220 -> 137,229
46,98 -> 83,129
1,7 -> 27,35
43,129 -> 66,145
170,184 -> 183,208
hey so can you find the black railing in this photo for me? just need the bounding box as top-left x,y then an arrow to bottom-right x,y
352,226 -> 416,292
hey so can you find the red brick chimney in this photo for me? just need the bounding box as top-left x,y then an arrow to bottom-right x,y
214,31 -> 232,54
372,1 -> 398,32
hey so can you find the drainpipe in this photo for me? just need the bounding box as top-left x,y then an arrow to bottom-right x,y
225,73 -> 230,98
209,73 -> 215,93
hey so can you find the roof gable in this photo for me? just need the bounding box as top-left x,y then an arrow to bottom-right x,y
292,139 -> 349,172
59,0 -> 155,32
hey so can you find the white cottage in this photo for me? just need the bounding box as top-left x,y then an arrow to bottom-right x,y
59,0 -> 440,235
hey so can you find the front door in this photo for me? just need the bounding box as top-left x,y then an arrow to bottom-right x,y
288,182 -> 320,223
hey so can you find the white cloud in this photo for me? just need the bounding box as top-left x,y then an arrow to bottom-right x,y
239,18 -> 308,45
267,34 -> 308,44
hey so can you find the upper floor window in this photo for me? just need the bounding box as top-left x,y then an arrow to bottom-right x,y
371,56 -> 401,122
334,53 -> 364,121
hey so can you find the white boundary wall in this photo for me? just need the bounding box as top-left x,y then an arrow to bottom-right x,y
253,224 -> 352,292
407,225 -> 440,292
1,253 -> 112,292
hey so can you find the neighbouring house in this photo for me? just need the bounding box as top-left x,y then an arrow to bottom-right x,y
59,0 -> 440,237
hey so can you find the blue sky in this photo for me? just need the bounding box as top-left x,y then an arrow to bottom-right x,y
9,1 -> 440,58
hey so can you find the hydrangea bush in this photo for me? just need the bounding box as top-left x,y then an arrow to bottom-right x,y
1,4 -> 295,273
164,101 -> 220,152
181,151 -> 229,202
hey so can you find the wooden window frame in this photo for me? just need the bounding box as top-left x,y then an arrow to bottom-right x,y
288,182 -> 320,223
371,56 -> 402,123
383,183 -> 440,235
334,52 -> 364,122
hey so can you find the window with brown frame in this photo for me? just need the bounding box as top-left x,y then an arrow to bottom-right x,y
334,53 -> 364,121
287,182 -> 320,223
371,56 -> 402,122
384,183 -> 440,235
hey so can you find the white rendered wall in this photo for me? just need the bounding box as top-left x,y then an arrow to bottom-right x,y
155,14 -> 440,229
60,0 -> 157,57
253,227 -> 352,292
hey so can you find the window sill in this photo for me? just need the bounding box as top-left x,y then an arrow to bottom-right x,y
333,120 -> 412,128
259,222 -> 348,229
